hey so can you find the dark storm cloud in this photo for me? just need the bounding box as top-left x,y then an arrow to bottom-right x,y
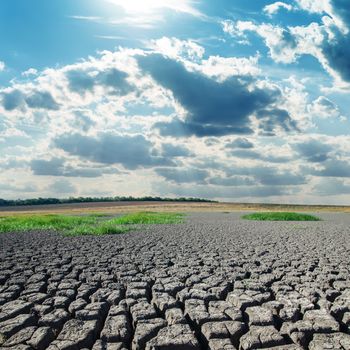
156,159 -> 305,187
30,157 -> 118,177
225,165 -> 306,186
66,68 -> 134,95
138,54 -> 296,137
154,118 -> 252,137
230,149 -> 292,163
25,91 -> 60,110
66,70 -> 95,93
257,109 -> 299,135
322,31 -> 350,82
293,139 -> 332,163
225,138 -> 254,149
313,178 -> 350,195
1,90 -> 25,111
31,158 -> 65,176
208,176 -> 254,186
331,0 -> 350,21
252,167 -> 306,186
161,143 -> 193,157
1,89 -> 59,111
97,68 -> 134,95
306,159 -> 350,177
320,1 -> 350,82
49,179 -> 76,194
155,167 -> 209,184
156,182 -> 293,199
191,158 -> 230,171
192,159 -> 302,186
54,132 -> 174,169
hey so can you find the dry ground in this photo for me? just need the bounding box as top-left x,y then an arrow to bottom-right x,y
0,201 -> 349,216
1,212 -> 350,349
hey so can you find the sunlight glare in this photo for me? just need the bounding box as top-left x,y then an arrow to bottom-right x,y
105,0 -> 201,16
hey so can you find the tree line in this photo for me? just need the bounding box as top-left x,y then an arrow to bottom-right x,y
0,196 -> 217,207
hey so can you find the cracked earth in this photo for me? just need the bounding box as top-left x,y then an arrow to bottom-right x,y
1,212 -> 350,349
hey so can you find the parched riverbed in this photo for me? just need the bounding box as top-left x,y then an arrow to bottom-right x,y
1,212 -> 350,349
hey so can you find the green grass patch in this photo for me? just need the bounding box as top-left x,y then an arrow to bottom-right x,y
242,212 -> 321,221
85,212 -> 111,217
0,211 -> 184,236
64,223 -> 130,236
0,214 -> 98,234
112,212 -> 184,225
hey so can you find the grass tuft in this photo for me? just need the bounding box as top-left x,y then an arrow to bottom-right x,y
0,214 -> 98,233
64,223 -> 130,236
0,212 -> 184,236
112,212 -> 184,225
242,212 -> 321,221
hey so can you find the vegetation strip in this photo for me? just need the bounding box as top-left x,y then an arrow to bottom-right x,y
0,196 -> 215,207
113,212 -> 184,225
0,212 -> 184,236
242,212 -> 321,221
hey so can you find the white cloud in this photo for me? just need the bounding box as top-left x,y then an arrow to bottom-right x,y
295,0 -> 329,14
196,55 -> 261,80
22,68 -> 38,77
149,37 -> 260,80
0,41 -> 349,203
308,96 -> 344,120
223,19 -> 350,89
149,37 -> 205,61
264,2 -> 294,16
296,0 -> 348,34
0,61 -> 5,72
225,21 -> 300,63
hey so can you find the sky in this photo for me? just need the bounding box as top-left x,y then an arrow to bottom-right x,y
0,0 -> 350,204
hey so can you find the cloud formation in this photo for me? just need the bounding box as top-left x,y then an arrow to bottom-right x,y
30,158 -> 116,178
313,178 -> 350,195
138,54 -> 296,137
54,132 -> 175,170
66,68 -> 134,96
161,143 -> 193,158
293,139 -> 333,163
225,138 -> 254,149
49,179 -> 76,194
308,159 -> 350,177
264,2 -> 294,16
156,167 -> 209,184
225,0 -> 350,87
1,89 -> 59,111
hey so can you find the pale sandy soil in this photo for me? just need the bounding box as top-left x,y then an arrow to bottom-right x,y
0,201 -> 349,216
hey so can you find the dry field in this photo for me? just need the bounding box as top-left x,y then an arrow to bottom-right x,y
0,201 -> 350,216
1,212 -> 350,349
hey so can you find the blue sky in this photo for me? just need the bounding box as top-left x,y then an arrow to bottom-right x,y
0,0 -> 350,204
